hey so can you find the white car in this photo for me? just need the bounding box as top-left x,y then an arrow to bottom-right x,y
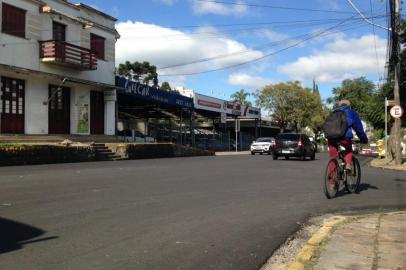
250,137 -> 275,155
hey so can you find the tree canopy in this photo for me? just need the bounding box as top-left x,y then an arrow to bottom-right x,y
230,89 -> 252,107
255,81 -> 326,133
161,81 -> 172,91
327,77 -> 394,137
116,61 -> 159,87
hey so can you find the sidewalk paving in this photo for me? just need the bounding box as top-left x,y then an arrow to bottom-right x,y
370,158 -> 406,172
289,211 -> 406,270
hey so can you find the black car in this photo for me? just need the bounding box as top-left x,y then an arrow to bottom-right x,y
273,133 -> 316,160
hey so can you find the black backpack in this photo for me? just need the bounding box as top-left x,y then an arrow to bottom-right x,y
322,110 -> 347,139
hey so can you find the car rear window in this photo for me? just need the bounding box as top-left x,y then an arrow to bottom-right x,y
256,138 -> 272,142
276,134 -> 300,140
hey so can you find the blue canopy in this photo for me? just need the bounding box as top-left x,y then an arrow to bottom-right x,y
116,76 -> 193,109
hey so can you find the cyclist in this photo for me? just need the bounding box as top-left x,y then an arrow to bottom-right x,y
327,100 -> 368,186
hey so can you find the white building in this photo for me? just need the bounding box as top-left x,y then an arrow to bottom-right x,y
0,0 -> 119,135
175,86 -> 194,98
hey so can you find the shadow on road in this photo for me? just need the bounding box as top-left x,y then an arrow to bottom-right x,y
356,183 -> 379,193
0,217 -> 58,254
334,183 -> 379,198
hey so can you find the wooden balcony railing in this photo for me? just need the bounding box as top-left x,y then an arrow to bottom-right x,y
39,40 -> 97,70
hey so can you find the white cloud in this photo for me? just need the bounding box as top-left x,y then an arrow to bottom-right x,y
228,73 -> 273,90
115,21 -> 264,86
191,0 -> 248,16
158,0 -> 178,5
258,29 -> 290,42
278,34 -> 387,83
317,0 -> 341,10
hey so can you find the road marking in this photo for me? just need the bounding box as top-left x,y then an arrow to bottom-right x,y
287,216 -> 348,270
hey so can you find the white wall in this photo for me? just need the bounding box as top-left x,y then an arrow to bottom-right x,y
25,79 -> 48,134
0,0 -> 117,85
105,101 -> 115,135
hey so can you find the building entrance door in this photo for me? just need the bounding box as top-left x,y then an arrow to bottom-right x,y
90,91 -> 104,134
48,85 -> 70,134
0,76 -> 25,134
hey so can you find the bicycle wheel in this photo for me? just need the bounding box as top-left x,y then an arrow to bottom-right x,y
345,157 -> 361,193
324,159 -> 339,199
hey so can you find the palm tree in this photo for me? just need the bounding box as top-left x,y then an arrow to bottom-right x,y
230,89 -> 252,106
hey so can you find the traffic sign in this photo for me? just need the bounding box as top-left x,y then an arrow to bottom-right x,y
221,113 -> 227,124
235,119 -> 240,132
390,105 -> 403,118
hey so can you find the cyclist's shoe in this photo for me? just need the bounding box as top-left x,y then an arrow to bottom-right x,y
345,163 -> 353,175
328,173 -> 338,190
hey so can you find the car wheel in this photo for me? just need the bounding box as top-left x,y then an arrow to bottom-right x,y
251,152 -> 255,155
260,153 -> 263,155
273,154 -> 278,160
285,156 -> 290,160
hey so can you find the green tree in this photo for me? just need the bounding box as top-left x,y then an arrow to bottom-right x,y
327,77 -> 395,134
255,81 -> 325,132
161,81 -> 172,91
327,77 -> 375,116
116,61 -> 159,87
230,89 -> 252,106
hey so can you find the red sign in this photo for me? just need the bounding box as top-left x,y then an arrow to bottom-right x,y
198,99 -> 222,109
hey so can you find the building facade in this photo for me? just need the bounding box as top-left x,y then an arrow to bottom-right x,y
0,0 -> 119,135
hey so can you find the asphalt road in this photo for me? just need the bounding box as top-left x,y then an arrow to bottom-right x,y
0,154 -> 405,270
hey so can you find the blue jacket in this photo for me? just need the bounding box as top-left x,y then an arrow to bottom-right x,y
339,105 -> 368,143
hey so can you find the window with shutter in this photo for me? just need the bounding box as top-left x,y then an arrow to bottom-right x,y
1,3 -> 26,38
90,34 -> 105,60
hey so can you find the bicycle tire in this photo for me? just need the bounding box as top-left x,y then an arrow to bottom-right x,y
345,157 -> 361,193
324,158 -> 339,199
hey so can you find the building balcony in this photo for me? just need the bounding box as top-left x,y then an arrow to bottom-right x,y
39,40 -> 97,71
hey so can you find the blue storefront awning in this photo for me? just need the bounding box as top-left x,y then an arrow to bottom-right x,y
116,76 -> 193,109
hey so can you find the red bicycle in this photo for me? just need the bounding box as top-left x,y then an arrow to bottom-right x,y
323,148 -> 361,199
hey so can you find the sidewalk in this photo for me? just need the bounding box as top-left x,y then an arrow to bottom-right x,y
215,151 -> 251,156
370,158 -> 406,171
287,211 -> 406,270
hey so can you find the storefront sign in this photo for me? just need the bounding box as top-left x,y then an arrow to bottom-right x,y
194,93 -> 227,113
225,102 -> 260,118
221,112 -> 227,124
116,76 -> 193,109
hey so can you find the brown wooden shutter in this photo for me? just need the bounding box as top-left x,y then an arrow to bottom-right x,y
90,34 -> 105,60
1,3 -> 26,38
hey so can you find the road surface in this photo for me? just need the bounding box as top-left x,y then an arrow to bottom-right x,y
0,154 -> 405,270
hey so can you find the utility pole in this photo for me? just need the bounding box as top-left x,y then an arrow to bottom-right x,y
389,0 -> 402,165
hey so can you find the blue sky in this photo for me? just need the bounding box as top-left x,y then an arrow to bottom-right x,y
88,0 -> 396,105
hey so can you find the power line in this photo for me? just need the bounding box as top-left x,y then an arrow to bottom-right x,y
157,19 -> 377,70
369,0 -> 383,82
116,15 -> 387,30
159,15 -> 361,76
0,15 -> 387,46
195,0 -> 358,14
346,0 -> 390,30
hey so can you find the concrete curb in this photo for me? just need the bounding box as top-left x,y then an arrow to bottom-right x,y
287,216 -> 348,270
369,160 -> 406,171
215,151 -> 251,156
